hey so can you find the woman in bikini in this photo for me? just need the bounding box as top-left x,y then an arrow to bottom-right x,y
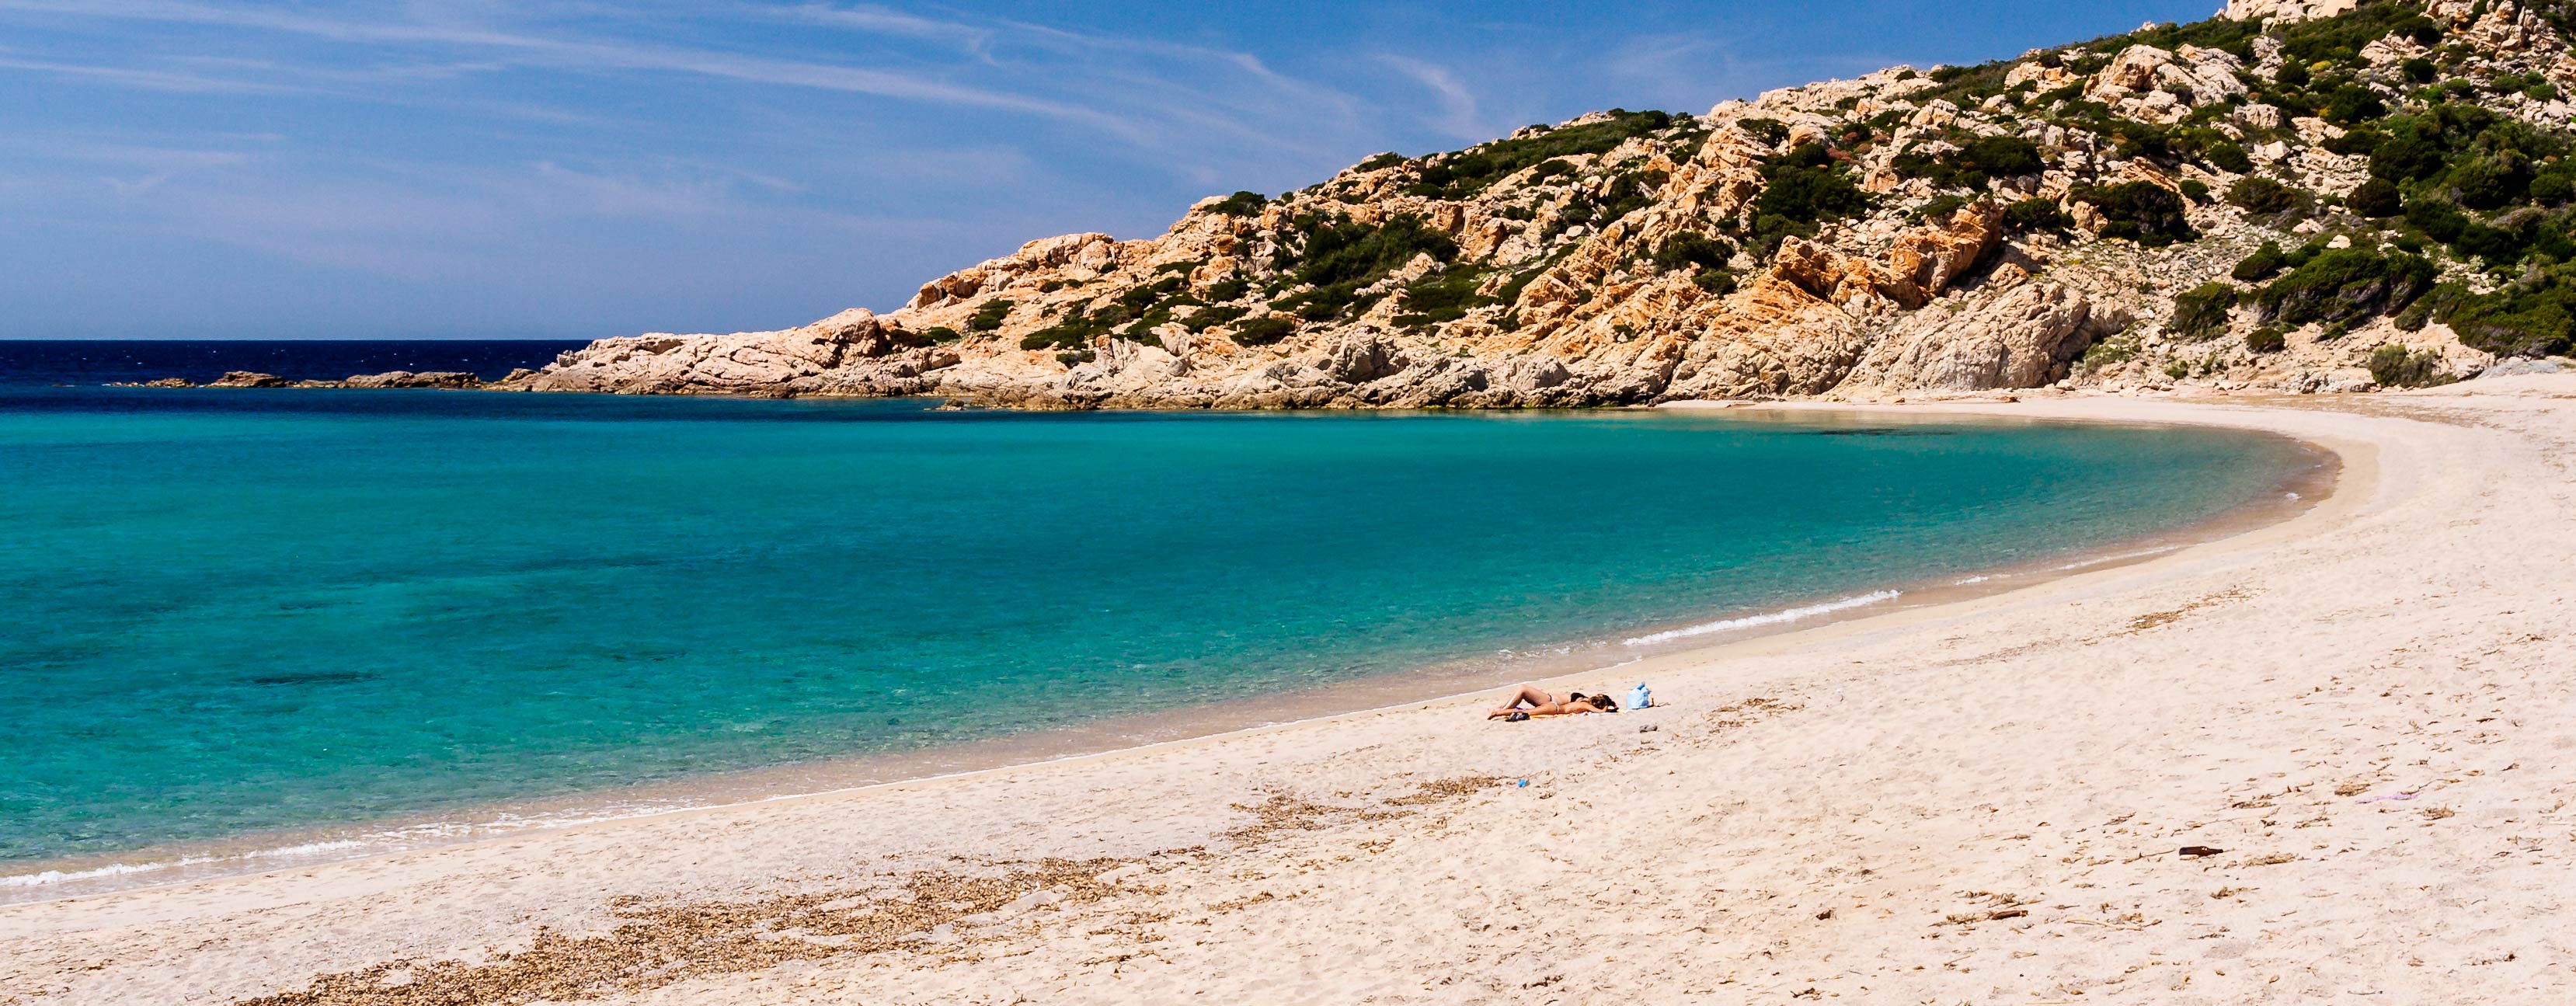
1486,684 -> 1616,719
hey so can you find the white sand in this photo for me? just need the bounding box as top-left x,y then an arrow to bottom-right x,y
9,379 -> 2576,1004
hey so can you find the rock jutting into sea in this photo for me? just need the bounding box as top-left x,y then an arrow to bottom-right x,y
116,370 -> 489,390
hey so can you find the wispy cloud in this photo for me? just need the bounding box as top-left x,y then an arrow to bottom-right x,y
773,2 -> 996,54
5,2 -> 1144,133
0,54 -> 307,93
1376,54 -> 1487,140
0,0 -> 1363,149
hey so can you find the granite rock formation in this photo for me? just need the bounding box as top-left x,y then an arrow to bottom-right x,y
504,0 -> 2574,406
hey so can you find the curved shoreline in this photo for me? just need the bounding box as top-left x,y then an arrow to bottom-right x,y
45,383 -> 2574,1005
0,403 -> 2337,905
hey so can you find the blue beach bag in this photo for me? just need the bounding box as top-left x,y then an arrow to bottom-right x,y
1626,683 -> 1652,710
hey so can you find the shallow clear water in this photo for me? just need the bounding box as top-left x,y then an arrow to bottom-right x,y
0,386 -> 2309,865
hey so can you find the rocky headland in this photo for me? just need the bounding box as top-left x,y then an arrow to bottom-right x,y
200,1 -> 2576,406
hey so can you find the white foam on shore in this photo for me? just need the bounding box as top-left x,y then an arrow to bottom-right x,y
0,855 -> 220,888
1,810 -> 689,895
1621,590 -> 1901,646
2049,545 -> 2179,571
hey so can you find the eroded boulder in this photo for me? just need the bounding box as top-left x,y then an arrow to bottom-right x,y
1842,283 -> 2125,392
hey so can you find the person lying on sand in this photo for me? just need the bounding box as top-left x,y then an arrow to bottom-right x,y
1487,684 -> 1616,719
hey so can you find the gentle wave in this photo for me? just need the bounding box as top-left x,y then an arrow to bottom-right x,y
0,837 -> 381,889
0,856 -> 221,889
2050,545 -> 2179,571
1621,590 -> 1902,646
0,813 -> 677,893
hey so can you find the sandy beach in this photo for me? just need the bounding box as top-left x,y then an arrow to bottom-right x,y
8,378 -> 2576,1004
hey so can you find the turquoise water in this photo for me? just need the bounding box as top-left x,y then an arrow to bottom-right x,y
0,388 -> 2310,868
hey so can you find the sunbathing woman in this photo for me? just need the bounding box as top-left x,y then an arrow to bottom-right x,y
1487,684 -> 1617,719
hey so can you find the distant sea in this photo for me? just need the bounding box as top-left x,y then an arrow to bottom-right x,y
0,340 -> 2319,884
0,339 -> 590,387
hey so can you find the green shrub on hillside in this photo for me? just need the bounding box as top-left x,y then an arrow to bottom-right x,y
2277,3 -> 2439,67
2325,84 -> 2389,124
2436,277 -> 2576,357
2530,162 -> 2576,204
2003,197 -> 2073,234
1206,191 -> 1268,217
1748,142 -> 1872,253
1288,214 -> 1458,288
1269,283 -> 1373,322
2254,246 -> 2436,326
2233,240 -> 2289,281
1593,168 -> 1666,225
1392,266 -> 1495,327
1735,117 -> 1791,144
1020,319 -> 1094,351
1893,134 -> 2046,191
1407,110 -> 1676,200
2077,332 -> 2142,374
2348,178 -> 2404,217
1201,277 -> 1251,303
2204,142 -> 2254,174
1652,231 -> 1735,273
1181,305 -> 1250,333
2359,104 -> 2574,264
2076,182 -> 2196,246
2076,9 -> 2263,60
1228,315 -> 1298,346
967,299 -> 1015,332
1527,158 -> 1577,184
2228,176 -> 2309,216
2167,282 -> 2239,339
2402,195 -> 2470,242
1913,61 -> 2015,109
2367,343 -> 2452,387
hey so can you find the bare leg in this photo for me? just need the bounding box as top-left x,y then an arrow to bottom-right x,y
1487,684 -> 1557,718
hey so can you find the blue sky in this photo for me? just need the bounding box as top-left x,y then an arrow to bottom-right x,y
1,1 -> 2220,339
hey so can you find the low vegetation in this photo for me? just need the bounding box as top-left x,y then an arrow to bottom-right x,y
1406,110 -> 1683,200
2367,343 -> 2452,386
2167,282 -> 2238,339
1742,142 -> 1872,253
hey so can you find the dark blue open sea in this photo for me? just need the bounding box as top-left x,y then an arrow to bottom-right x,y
0,341 -> 2320,889
0,339 -> 589,387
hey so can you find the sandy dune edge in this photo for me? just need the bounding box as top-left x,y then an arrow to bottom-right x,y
8,378 -> 2576,1004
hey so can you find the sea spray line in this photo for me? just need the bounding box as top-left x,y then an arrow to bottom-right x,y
1621,590 -> 1901,646
0,813 -> 674,892
0,856 -> 222,889
0,838 -> 371,889
2050,545 -> 2181,572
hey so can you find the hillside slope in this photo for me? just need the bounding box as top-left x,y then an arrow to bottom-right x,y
514,0 -> 2576,407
